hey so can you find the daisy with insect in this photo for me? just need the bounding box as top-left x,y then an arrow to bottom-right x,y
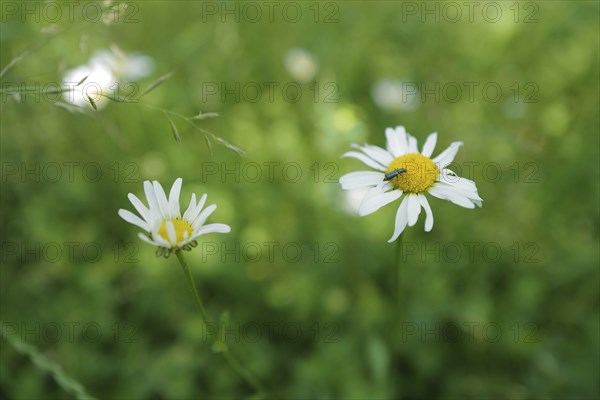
339,125 -> 482,243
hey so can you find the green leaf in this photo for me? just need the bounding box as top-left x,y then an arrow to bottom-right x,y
1,327 -> 97,400
86,95 -> 98,110
166,115 -> 181,143
76,74 -> 89,86
204,135 -> 214,155
190,111 -> 219,120
214,136 -> 246,156
139,71 -> 174,98
0,49 -> 29,79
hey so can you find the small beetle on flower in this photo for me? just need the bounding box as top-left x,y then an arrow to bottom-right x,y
339,126 -> 482,242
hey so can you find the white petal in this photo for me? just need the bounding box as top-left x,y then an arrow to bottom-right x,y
435,181 -> 483,203
438,168 -> 459,183
118,209 -> 149,231
183,193 -> 197,221
433,142 -> 463,170
407,135 -> 418,153
364,144 -> 395,165
342,151 -> 386,171
439,172 -> 480,192
187,194 -> 208,224
192,223 -> 231,239
359,181 -> 393,207
437,172 -> 482,205
153,181 -> 171,219
351,143 -> 394,166
168,178 -> 182,217
192,204 -> 217,230
421,132 -> 437,157
339,171 -> 385,190
144,180 -> 161,221
137,232 -> 159,246
428,184 -> 476,209
395,126 -> 409,154
418,194 -> 434,232
358,189 -> 402,216
385,127 -> 403,157
166,221 -> 177,244
388,196 -> 409,243
127,193 -> 149,222
196,193 -> 208,213
407,193 -> 421,227
149,233 -> 171,248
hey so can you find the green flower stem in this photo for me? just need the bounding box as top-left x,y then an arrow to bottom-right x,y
394,234 -> 404,307
175,251 -> 265,396
176,251 -> 211,323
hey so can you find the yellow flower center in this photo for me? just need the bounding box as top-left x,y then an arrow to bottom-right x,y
158,219 -> 193,245
386,153 -> 439,193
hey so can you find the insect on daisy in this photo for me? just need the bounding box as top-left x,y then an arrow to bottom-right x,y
118,178 -> 231,257
339,126 -> 483,243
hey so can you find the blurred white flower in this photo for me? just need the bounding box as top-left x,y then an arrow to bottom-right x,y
371,79 -> 419,112
284,48 -> 318,83
339,126 -> 482,242
62,47 -> 154,110
62,63 -> 116,110
90,47 -> 154,81
118,178 -> 230,257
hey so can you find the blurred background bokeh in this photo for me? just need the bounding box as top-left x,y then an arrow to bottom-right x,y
1,1 -> 598,399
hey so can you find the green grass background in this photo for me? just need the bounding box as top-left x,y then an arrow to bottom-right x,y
1,1 -> 598,399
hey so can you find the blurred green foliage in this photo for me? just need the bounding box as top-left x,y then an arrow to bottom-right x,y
1,1 -> 598,399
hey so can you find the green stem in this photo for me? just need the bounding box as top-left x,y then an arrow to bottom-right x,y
176,251 -> 210,323
394,234 -> 404,307
175,251 -> 265,396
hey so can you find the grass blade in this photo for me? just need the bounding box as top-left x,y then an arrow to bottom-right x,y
86,95 -> 98,110
166,114 -> 181,143
1,325 -> 97,400
139,71 -> 174,98
190,111 -> 219,120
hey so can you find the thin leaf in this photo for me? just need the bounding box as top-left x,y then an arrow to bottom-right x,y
166,115 -> 181,143
76,74 -> 89,86
204,135 -> 214,155
0,50 -> 29,80
105,94 -> 137,103
190,111 -> 219,120
87,95 -> 98,110
139,71 -> 174,98
44,87 -> 68,96
1,327 -> 97,400
214,136 -> 246,156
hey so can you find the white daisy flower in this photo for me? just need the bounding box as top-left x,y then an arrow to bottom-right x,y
118,178 -> 231,256
339,126 -> 483,243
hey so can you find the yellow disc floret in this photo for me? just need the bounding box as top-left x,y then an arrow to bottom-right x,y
158,219 -> 193,245
386,153 -> 439,193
